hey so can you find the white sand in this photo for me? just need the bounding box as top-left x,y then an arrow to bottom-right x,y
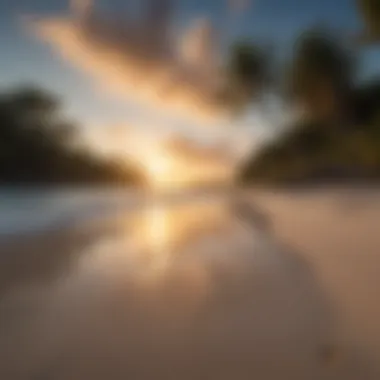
251,187 -> 380,367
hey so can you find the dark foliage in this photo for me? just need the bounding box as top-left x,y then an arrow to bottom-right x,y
288,30 -> 355,123
356,0 -> 380,43
239,29 -> 380,185
0,86 -> 141,186
222,40 -> 271,112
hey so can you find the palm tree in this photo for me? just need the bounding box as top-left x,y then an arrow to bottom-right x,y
0,86 -> 140,184
222,40 -> 270,112
356,0 -> 380,43
288,29 -> 355,124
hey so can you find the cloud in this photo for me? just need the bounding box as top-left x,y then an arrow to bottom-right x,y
29,0 -> 229,124
228,0 -> 252,13
25,0 -> 263,186
153,135 -> 236,186
179,18 -> 219,73
71,0 -> 92,18
164,136 -> 234,167
80,120 -> 238,187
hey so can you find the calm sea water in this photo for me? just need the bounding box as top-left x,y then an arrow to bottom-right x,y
0,187 -> 231,236
0,187 -> 142,236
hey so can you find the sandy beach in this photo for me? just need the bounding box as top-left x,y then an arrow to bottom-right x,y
0,187 -> 379,379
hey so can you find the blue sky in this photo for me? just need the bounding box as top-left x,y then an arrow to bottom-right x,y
0,0 -> 378,142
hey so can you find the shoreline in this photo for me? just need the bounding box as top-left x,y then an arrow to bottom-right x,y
0,188 -> 380,378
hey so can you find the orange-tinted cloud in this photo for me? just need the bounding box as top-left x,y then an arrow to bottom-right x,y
229,0 -> 252,13
30,0 -> 229,124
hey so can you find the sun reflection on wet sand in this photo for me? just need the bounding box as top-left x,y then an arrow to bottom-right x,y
144,202 -> 171,272
73,196 -> 233,292
121,197 -> 233,275
1,192 -> 379,379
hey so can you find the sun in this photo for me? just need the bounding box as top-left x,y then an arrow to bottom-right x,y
143,144 -> 176,190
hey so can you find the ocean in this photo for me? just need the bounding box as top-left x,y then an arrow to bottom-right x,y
0,187 -> 142,236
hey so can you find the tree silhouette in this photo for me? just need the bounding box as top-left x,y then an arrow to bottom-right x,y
356,0 -> 380,43
288,29 -> 355,124
223,40 -> 270,112
239,25 -> 380,184
0,86 -> 140,185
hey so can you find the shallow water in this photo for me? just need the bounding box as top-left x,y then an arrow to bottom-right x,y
0,187 -> 142,235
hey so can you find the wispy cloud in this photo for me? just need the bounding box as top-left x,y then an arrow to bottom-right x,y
29,0 -> 230,124
229,0 -> 252,13
24,0 -> 266,184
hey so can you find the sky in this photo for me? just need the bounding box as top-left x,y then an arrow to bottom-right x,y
0,0 -> 378,160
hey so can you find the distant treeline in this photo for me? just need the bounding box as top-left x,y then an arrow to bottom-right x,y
217,1 -> 380,184
0,86 -> 142,186
227,28 -> 380,184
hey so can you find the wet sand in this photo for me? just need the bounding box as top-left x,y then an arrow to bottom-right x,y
0,188 -> 379,379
